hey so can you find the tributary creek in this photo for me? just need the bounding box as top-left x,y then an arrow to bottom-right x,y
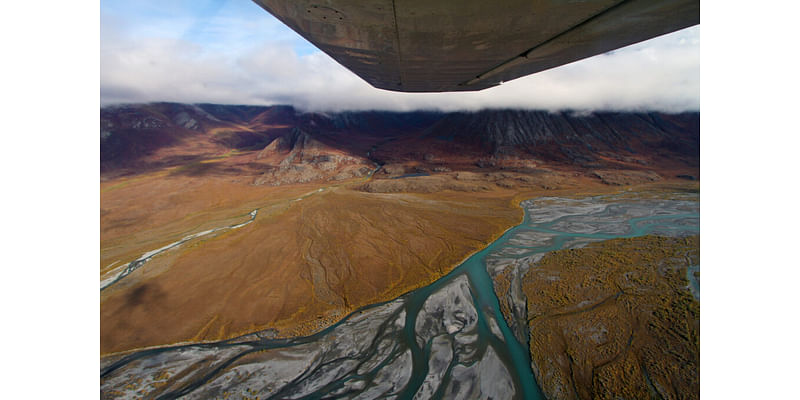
101,193 -> 699,400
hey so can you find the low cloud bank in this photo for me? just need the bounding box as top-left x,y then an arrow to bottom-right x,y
101,12 -> 699,113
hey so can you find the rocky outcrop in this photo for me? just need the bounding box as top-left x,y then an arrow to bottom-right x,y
255,128 -> 375,186
256,128 -> 301,158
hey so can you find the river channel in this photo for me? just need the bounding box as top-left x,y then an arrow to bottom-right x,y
101,193 -> 699,400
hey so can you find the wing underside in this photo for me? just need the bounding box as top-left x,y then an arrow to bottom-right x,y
253,0 -> 699,92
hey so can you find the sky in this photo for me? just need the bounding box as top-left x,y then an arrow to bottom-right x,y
101,0 -> 699,112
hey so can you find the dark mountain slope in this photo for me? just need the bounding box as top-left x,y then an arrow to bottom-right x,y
100,103 -> 699,185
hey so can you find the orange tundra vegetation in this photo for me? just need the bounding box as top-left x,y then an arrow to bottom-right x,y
100,164 -> 698,355
522,235 -> 700,400
100,169 -> 572,354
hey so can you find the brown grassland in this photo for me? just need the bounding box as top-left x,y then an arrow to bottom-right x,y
101,157 -> 698,356
522,235 -> 700,400
101,164 -> 612,355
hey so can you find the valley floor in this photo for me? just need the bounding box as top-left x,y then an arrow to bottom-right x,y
101,157 -> 696,356
101,182 -> 699,400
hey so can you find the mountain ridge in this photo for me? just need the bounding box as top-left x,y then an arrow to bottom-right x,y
100,102 -> 699,187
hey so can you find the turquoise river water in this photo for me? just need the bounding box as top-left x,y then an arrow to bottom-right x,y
101,194 -> 699,400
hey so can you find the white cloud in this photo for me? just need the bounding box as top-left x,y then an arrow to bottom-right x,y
101,6 -> 699,113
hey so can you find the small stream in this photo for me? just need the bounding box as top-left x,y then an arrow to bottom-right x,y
101,193 -> 699,399
100,210 -> 258,291
101,165 -> 385,292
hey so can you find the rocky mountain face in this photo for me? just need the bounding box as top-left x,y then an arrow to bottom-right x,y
425,109 -> 699,166
100,103 -> 699,185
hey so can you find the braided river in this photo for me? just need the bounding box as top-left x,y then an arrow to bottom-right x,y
101,193 -> 699,400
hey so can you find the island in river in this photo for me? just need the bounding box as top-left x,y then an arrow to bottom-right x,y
100,104 -> 699,399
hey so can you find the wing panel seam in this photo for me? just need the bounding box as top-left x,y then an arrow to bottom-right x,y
391,0 -> 403,88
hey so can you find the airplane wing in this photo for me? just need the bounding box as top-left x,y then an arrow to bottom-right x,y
253,0 -> 699,92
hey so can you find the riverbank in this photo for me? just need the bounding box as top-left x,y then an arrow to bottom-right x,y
102,190 -> 699,399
